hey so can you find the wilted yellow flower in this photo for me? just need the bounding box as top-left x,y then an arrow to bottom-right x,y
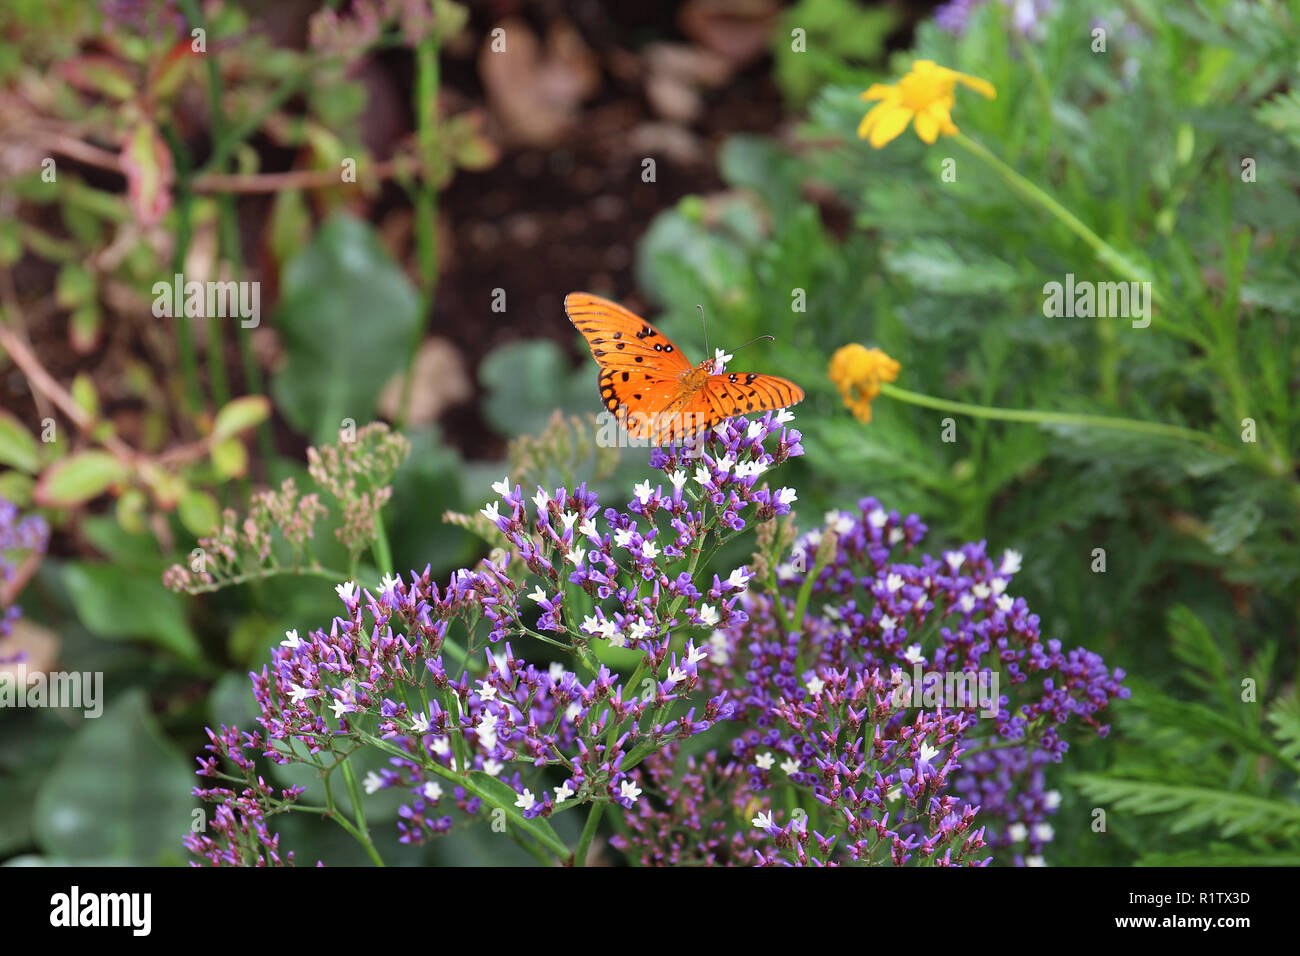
858,60 -> 996,148
829,344 -> 900,423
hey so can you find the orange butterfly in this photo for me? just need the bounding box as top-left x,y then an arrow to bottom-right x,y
565,292 -> 804,445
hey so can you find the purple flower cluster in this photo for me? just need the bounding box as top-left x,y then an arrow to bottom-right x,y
188,412 -> 804,861
612,496 -> 1127,865
1,497 -> 49,652
934,0 -> 1053,37
186,408 -> 1125,866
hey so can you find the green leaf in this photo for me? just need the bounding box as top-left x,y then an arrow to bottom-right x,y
178,488 -> 220,537
33,690 -> 196,864
62,561 -> 202,663
271,214 -> 421,444
210,436 -> 249,478
479,340 -> 592,439
212,395 -> 271,441
34,451 -> 129,507
0,411 -> 40,473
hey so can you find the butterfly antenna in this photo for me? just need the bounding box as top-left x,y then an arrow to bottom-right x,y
697,304 -> 710,359
730,334 -> 776,354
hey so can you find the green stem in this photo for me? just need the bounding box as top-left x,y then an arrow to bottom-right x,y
574,800 -> 606,866
878,382 -> 1234,455
951,133 -> 1158,301
338,758 -> 384,865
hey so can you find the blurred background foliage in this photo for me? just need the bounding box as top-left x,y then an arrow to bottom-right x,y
1,0 -> 1297,865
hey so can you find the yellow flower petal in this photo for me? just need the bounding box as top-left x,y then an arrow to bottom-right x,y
914,109 -> 940,144
865,103 -> 913,148
951,71 -> 997,99
860,83 -> 897,102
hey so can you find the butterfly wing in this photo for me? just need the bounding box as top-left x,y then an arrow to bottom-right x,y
564,292 -> 693,375
696,371 -> 805,423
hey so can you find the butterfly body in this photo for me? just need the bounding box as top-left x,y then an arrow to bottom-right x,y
565,292 -> 803,445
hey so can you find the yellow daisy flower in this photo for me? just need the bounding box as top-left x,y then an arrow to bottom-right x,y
858,60 -> 996,148
828,344 -> 900,423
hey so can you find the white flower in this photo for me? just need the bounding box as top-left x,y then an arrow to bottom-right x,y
781,757 -> 800,775
289,683 -> 316,704
548,662 -> 566,681
714,347 -> 734,368
529,586 -> 548,604
381,573 -> 402,593
581,614 -> 602,636
422,781 -> 443,802
1043,789 -> 1062,810
903,644 -> 924,665
698,604 -> 719,627
806,676 -> 825,696
579,518 -> 600,539
734,460 -> 767,479
633,480 -> 653,504
726,567 -> 752,590
335,581 -> 358,604
666,666 -> 687,686
477,682 -> 497,702
330,697 -> 350,720
747,421 -> 765,440
483,758 -> 504,777
614,527 -> 635,548
886,573 -> 905,593
825,510 -> 853,534
1007,823 -> 1028,842
515,788 -> 537,811
996,594 -> 1015,613
751,811 -> 774,830
480,501 -> 501,523
532,488 -> 550,511
560,511 -> 579,532
619,780 -> 642,804
627,619 -> 651,642
944,550 -> 965,572
919,741 -> 941,764
716,455 -> 735,475
363,771 -> 384,794
959,594 -> 976,614
1033,823 -> 1055,842
565,702 -> 583,723
888,527 -> 905,545
879,614 -> 897,633
567,546 -> 587,567
281,629 -> 301,649
411,712 -> 430,733
668,469 -> 687,490
491,475 -> 512,497
775,408 -> 795,424
693,466 -> 712,486
755,752 -> 775,770
776,487 -> 797,506
607,630 -> 627,649
1026,855 -> 1047,867
686,643 -> 706,665
476,713 -> 499,750
867,508 -> 888,529
972,583 -> 991,600
990,576 -> 1007,595
555,780 -> 576,802
430,736 -> 451,757
708,632 -> 730,665
640,539 -> 660,560
1000,549 -> 1023,575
